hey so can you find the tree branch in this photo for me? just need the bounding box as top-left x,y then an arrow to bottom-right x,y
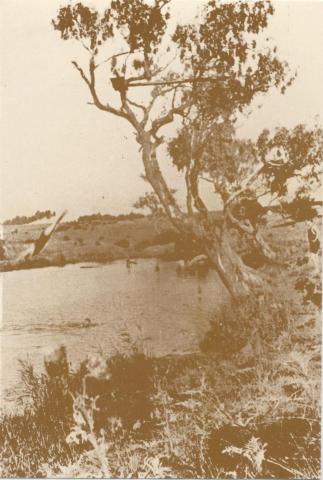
185,159 -> 193,216
140,85 -> 180,129
140,134 -> 185,227
128,76 -> 227,88
71,59 -> 128,122
188,125 -> 208,216
226,208 -> 255,235
71,61 -> 91,88
95,50 -> 138,69
119,89 -> 141,130
224,164 -> 265,208
199,176 -> 214,183
226,206 -> 276,260
126,97 -> 146,113
150,93 -> 189,135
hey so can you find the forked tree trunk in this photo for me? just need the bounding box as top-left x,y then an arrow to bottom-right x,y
140,133 -> 264,300
205,229 -> 265,299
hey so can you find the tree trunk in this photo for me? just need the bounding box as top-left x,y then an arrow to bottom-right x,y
140,132 -> 186,227
140,132 -> 264,300
203,226 -> 265,299
185,165 -> 193,216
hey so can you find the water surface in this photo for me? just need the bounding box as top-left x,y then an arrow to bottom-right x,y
1,259 -> 228,410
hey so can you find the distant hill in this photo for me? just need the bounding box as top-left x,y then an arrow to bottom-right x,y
76,212 -> 145,223
3,210 -> 56,226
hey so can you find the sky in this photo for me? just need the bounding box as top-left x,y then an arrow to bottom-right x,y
1,0 -> 323,221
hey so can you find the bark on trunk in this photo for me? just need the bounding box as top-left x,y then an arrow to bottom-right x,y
205,229 -> 265,300
140,132 -> 185,228
139,131 -> 264,300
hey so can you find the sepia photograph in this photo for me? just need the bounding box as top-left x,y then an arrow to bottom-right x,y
0,0 -> 322,478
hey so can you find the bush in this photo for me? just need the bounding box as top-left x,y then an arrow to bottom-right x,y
53,253 -> 66,267
136,229 -> 178,251
0,350 -> 85,477
135,238 -> 152,250
200,295 -> 290,357
0,289 -> 320,478
0,341 -> 159,477
114,238 -> 130,249
153,229 -> 178,245
56,223 -> 69,232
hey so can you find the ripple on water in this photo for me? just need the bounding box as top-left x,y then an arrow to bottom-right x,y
1,258 -> 228,409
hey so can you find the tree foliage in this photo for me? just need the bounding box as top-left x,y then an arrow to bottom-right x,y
168,117 -> 258,203
4,210 -> 56,226
172,1 -> 294,118
52,0 -> 321,297
257,124 -> 323,198
133,191 -> 164,216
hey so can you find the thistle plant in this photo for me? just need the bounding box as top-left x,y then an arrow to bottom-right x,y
65,353 -> 112,477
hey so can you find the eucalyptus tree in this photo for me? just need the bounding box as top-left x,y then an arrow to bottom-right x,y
53,0 -> 321,298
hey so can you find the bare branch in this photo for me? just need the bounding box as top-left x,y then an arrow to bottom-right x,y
150,93 -> 190,135
199,176 -> 214,183
226,206 -> 276,260
119,88 -> 141,130
127,97 -> 146,113
72,61 -> 91,88
72,58 -> 129,122
128,76 -> 225,88
226,208 -> 255,235
152,51 -> 178,77
140,84 -> 180,128
96,50 -> 137,69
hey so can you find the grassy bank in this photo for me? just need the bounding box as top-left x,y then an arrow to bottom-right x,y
1,218 -> 321,477
1,209 -> 262,271
1,217 -> 180,271
0,290 -> 320,478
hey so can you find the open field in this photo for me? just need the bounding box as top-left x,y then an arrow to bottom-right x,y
1,212 -> 315,272
1,216 -> 179,270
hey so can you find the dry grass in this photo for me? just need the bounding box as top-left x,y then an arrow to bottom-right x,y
0,291 -> 320,478
0,218 -> 321,478
2,217 -> 176,270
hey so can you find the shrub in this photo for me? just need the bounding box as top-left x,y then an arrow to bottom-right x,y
135,238 -> 152,250
0,288 -> 320,478
153,229 -> 178,245
56,223 -> 69,232
53,253 -> 66,266
200,295 -> 290,357
114,238 -> 130,249
135,230 -> 178,251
